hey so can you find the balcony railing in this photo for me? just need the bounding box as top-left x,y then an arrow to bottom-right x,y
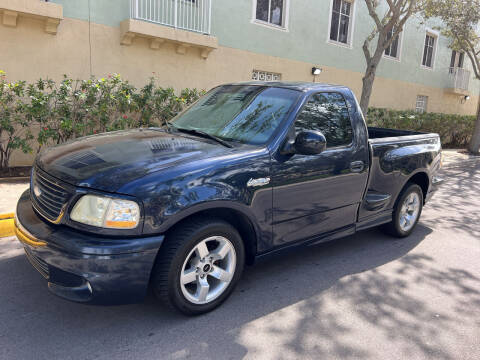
448,67 -> 470,92
130,0 -> 212,34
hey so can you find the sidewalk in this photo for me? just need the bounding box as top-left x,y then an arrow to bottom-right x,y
442,149 -> 480,167
0,181 -> 29,214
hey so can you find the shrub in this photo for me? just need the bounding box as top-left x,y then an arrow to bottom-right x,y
1,73 -> 476,171
0,73 -> 204,171
367,108 -> 476,148
0,72 -> 33,170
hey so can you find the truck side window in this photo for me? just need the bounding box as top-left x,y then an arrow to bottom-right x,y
295,92 -> 353,148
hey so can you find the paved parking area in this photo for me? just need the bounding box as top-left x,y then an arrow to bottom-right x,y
0,164 -> 479,359
0,181 -> 28,214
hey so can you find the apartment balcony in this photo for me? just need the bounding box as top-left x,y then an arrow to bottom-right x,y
445,67 -> 471,96
131,0 -> 211,34
121,0 -> 217,58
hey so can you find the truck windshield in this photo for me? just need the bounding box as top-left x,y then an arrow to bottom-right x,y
170,85 -> 301,145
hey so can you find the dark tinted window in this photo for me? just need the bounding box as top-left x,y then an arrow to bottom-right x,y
171,85 -> 301,145
256,0 -> 284,26
330,0 -> 351,43
422,34 -> 435,68
256,0 -> 269,22
458,52 -> 464,68
295,92 -> 353,148
450,50 -> 457,68
385,27 -> 399,58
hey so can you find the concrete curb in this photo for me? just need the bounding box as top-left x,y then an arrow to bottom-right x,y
0,213 -> 15,238
0,177 -> 29,183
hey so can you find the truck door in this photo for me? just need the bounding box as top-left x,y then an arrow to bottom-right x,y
271,91 -> 369,246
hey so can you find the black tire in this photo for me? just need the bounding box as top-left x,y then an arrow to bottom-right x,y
151,217 -> 245,315
381,183 -> 423,238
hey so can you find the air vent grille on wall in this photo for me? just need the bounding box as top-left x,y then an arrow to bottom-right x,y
252,70 -> 281,81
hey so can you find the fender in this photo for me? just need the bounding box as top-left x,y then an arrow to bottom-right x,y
149,199 -> 269,259
395,169 -> 430,202
155,199 -> 262,236
139,168 -> 273,251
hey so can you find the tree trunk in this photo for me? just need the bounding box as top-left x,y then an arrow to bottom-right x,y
360,36 -> 385,116
468,98 -> 480,155
1,149 -> 9,171
360,67 -> 376,116
0,150 -> 4,172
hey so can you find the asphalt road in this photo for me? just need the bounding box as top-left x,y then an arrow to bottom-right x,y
0,163 -> 479,360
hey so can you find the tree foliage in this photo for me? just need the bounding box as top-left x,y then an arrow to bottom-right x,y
424,0 -> 480,79
360,0 -> 427,114
424,0 -> 480,153
0,73 -> 204,171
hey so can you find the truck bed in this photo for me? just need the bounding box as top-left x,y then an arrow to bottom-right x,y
368,126 -> 440,144
368,127 -> 422,139
358,126 -> 442,229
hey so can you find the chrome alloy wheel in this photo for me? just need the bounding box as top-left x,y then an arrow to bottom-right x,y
180,236 -> 237,305
399,192 -> 421,232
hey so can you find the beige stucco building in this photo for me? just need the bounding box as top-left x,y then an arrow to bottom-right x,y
1,0 -> 479,166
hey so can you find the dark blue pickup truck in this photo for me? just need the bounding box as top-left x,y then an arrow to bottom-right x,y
15,82 -> 442,315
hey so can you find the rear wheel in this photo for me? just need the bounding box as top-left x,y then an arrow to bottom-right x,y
381,183 -> 423,238
151,217 -> 245,315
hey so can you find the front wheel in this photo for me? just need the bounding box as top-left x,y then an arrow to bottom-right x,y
151,217 -> 245,315
381,183 -> 423,238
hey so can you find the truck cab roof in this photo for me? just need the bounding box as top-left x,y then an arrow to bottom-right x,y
223,81 -> 349,93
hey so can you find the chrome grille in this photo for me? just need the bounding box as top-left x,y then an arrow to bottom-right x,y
31,167 -> 70,222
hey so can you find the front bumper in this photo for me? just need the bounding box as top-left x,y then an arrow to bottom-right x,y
15,190 -> 164,305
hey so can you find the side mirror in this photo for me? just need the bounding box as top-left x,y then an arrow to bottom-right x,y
293,130 -> 327,155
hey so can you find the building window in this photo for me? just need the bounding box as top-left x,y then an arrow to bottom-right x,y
255,0 -> 287,28
458,52 -> 464,68
384,27 -> 401,59
252,70 -> 281,81
415,95 -> 428,113
449,50 -> 464,71
329,0 -> 354,45
422,33 -> 437,68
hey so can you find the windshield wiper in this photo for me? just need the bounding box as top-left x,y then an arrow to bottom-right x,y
164,120 -> 175,133
149,121 -> 174,134
173,127 -> 233,148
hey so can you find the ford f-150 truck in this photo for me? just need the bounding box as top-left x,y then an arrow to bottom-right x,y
15,82 -> 443,315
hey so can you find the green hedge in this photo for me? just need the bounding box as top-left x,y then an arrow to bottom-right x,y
0,72 -> 203,170
1,71 -> 476,169
367,107 -> 476,148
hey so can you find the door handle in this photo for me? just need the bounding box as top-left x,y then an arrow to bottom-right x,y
350,161 -> 365,173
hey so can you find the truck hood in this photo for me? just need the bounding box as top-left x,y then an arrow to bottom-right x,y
36,129 -> 236,192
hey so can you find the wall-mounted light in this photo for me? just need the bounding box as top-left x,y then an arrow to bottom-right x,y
461,95 -> 470,104
312,67 -> 322,75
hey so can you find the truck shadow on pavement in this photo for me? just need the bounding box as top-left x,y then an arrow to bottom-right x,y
2,219 -> 479,360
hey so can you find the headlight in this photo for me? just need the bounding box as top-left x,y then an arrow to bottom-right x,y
70,195 -> 140,229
